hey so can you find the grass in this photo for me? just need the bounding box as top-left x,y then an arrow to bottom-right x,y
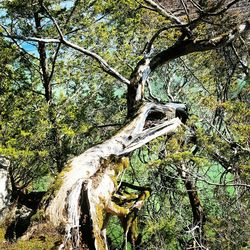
0,224 -> 62,250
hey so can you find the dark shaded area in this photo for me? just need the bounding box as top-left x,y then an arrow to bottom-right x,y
5,207 -> 34,242
144,102 -> 189,129
175,107 -> 188,123
146,110 -> 166,121
11,190 -> 46,210
4,191 -> 45,241
167,102 -> 189,124
126,84 -> 139,118
79,183 -> 96,249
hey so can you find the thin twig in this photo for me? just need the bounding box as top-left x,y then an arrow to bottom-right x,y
180,0 -> 190,23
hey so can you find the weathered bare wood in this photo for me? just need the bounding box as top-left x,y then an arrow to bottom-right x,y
1,3 -> 248,249
46,102 -> 184,249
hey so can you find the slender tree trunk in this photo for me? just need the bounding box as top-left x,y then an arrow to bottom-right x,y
180,164 -> 206,250
34,11 -> 52,103
34,10 -> 65,173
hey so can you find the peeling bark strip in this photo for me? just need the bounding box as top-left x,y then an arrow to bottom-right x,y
46,102 -> 184,249
128,59 -> 151,116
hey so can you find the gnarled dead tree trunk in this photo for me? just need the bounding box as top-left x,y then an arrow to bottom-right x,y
46,102 -> 184,249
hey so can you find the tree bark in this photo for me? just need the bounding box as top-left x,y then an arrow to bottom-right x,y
127,19 -> 250,116
34,11 -> 52,103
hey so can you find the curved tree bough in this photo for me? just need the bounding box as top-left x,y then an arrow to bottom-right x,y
46,102 -> 184,249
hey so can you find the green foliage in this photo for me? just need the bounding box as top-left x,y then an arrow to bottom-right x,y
106,217 -> 124,248
142,215 -> 180,249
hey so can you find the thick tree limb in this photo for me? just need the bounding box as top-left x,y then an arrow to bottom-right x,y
122,117 -> 181,154
2,17 -> 248,99
127,19 -> 250,115
150,19 -> 250,70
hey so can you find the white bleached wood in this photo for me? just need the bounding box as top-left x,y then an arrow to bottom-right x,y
46,102 -> 182,249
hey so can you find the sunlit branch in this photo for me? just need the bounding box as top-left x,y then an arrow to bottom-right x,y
0,24 -> 60,43
43,5 -> 130,85
0,18 -> 130,86
144,0 -> 185,26
62,40 -> 130,84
